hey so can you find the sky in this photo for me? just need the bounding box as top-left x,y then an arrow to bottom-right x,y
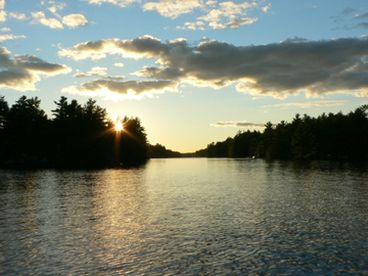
0,0 -> 368,152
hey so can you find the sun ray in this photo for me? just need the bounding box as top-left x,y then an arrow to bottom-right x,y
114,121 -> 124,132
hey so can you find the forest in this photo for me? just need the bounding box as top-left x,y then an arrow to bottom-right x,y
1,96 -> 367,168
0,96 -> 148,168
196,105 -> 368,161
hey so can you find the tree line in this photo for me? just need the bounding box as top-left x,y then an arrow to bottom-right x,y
0,96 -> 148,169
149,143 -> 183,158
195,105 -> 368,161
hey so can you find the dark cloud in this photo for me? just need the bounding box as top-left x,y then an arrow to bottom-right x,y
60,36 -> 368,98
63,79 -> 177,98
333,8 -> 368,31
357,22 -> 368,29
0,47 -> 70,91
341,7 -> 356,16
355,12 -> 368,20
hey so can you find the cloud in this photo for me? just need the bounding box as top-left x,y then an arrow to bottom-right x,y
263,100 -> 347,109
58,35 -> 168,60
59,36 -> 368,98
63,79 -> 177,99
0,1 -> 27,22
32,2 -> 88,29
114,62 -> 124,67
195,1 -> 258,29
84,0 -> 266,30
31,11 -> 63,29
143,0 -> 203,19
62,13 -> 88,28
31,10 -> 89,29
47,2 -> 66,15
179,1 -> 259,30
0,34 -> 26,42
8,12 -> 27,20
74,66 -> 108,78
0,47 -> 71,91
0,27 -> 10,32
355,12 -> 368,20
0,0 -> 6,22
86,0 -> 136,7
211,121 -> 265,128
333,8 -> 368,30
357,22 -> 368,29
261,3 -> 271,13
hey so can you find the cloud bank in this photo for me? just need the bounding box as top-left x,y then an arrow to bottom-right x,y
59,36 -> 368,98
0,47 -> 70,91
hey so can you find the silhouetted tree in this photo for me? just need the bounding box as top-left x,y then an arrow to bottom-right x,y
117,117 -> 148,167
0,96 -> 9,163
149,143 -> 182,158
3,96 -> 49,167
0,96 -> 149,168
196,106 -> 368,162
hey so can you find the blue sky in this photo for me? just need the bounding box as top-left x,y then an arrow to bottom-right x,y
1,0 -> 368,152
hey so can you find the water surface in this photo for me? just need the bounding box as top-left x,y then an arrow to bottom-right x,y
0,159 -> 367,274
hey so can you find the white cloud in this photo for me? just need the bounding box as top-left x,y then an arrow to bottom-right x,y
83,0 -> 268,30
31,11 -> 63,29
179,21 -> 205,30
114,62 -> 124,67
48,2 -> 66,15
0,0 -> 5,22
261,3 -> 271,13
8,12 -> 27,20
178,1 -> 259,30
31,10 -> 88,29
74,66 -> 108,78
86,0 -> 136,7
0,1 -> 27,22
0,47 -> 71,91
62,13 -> 88,28
0,27 -> 10,32
143,0 -> 203,19
0,34 -> 26,42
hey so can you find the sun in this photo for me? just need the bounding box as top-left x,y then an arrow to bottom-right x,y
114,121 -> 124,132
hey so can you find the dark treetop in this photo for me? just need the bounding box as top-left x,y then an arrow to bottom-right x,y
0,96 -> 148,169
196,105 -> 368,162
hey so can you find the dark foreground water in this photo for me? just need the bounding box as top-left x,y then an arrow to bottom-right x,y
0,159 -> 367,275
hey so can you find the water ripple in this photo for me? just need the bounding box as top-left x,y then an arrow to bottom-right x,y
0,159 -> 367,275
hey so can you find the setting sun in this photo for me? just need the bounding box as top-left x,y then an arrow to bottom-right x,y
114,121 -> 124,132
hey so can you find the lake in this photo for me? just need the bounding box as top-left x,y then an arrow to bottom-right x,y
0,158 -> 367,275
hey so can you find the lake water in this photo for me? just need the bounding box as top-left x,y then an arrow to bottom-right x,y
0,158 -> 367,275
